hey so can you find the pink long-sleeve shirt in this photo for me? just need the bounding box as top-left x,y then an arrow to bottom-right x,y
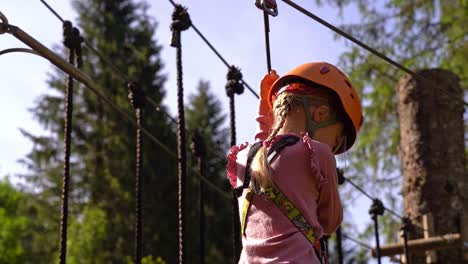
226,99 -> 343,263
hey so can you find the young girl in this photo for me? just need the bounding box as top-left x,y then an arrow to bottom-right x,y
227,62 -> 363,263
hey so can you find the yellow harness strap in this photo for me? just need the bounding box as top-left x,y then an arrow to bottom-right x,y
240,188 -> 254,236
265,185 -> 316,243
240,185 -> 316,244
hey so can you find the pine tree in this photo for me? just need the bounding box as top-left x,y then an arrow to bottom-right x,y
20,0 -> 179,262
185,80 -> 233,263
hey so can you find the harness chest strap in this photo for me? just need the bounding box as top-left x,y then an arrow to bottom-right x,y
240,184 -> 317,245
238,135 -> 317,244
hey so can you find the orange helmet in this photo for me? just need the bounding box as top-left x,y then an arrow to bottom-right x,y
268,62 -> 364,153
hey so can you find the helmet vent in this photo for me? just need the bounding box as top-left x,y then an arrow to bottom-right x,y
350,93 -> 355,99
320,65 -> 330,74
344,80 -> 352,88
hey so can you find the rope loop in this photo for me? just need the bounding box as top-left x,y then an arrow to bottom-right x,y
128,82 -> 146,110
225,66 -> 245,96
369,199 -> 385,217
72,27 -> 83,68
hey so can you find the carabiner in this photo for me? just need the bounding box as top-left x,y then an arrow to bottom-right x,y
255,0 -> 279,17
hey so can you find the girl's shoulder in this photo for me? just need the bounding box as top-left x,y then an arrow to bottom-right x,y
270,133 -> 335,179
264,133 -> 334,158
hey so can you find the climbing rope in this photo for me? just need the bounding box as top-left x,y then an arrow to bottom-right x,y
225,65 -> 245,263
280,0 -> 468,107
191,131 -> 207,264
168,0 -> 259,99
40,0 -> 64,22
36,1 -> 237,201
58,20 -> 82,264
255,0 -> 278,72
335,227 -> 344,264
338,168 -> 421,261
341,233 -> 373,250
170,5 -> 191,263
128,81 -> 146,264
31,1 -> 452,262
400,217 -> 414,263
369,199 -> 385,264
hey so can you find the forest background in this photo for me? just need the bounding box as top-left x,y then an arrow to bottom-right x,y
0,0 -> 466,263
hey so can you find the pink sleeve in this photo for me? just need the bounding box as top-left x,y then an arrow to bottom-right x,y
226,143 -> 249,188
314,144 -> 343,234
255,99 -> 273,141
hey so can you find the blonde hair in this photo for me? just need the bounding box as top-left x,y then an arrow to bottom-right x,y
250,91 -> 339,190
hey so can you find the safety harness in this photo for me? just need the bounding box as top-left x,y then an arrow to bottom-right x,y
233,135 -> 328,264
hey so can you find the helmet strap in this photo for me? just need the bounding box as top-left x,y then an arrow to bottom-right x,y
301,97 -> 338,139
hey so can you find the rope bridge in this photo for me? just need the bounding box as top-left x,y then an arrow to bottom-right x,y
0,1 -> 465,263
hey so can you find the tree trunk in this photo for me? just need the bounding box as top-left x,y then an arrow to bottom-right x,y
397,69 -> 466,264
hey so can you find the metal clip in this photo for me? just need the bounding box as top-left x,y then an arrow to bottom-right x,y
0,11 -> 9,34
255,0 -> 278,17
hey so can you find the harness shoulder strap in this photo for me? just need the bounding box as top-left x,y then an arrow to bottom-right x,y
233,141 -> 263,198
239,135 -> 300,234
238,135 -> 327,263
267,135 -> 300,163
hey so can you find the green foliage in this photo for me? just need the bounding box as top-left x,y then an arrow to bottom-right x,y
67,207 -> 108,264
141,256 -> 167,264
0,178 -> 57,264
0,179 -> 29,264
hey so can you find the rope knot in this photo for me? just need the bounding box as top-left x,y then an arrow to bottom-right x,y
171,5 -> 191,31
336,168 -> 345,185
369,199 -> 385,217
225,66 -> 245,96
170,5 -> 191,47
63,21 -> 83,67
128,82 -> 146,110
400,217 -> 414,234
191,129 -> 206,158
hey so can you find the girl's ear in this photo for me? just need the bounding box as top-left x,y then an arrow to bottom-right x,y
312,105 -> 330,122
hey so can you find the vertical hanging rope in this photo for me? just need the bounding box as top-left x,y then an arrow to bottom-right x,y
262,11 -> 272,72
59,21 -> 82,264
335,168 -> 344,264
170,5 -> 191,264
369,199 -> 385,264
225,66 -> 245,263
255,0 -> 278,72
128,82 -> 146,264
400,217 -> 413,264
191,131 -> 206,264
335,227 -> 344,264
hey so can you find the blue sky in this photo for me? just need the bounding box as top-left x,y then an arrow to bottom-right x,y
1,0 -> 356,178
0,1 -> 394,263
